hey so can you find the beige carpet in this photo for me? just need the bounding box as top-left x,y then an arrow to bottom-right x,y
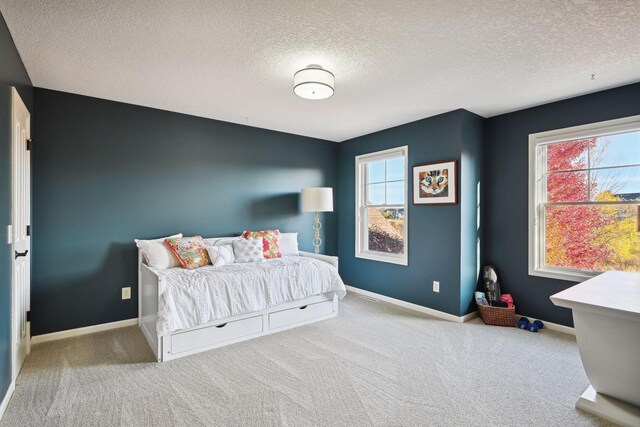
1,294 -> 612,426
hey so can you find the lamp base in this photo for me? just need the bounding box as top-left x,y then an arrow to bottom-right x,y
313,212 -> 322,254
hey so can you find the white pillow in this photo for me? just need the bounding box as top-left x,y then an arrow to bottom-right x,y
203,236 -> 242,246
279,232 -> 299,256
135,233 -> 182,269
233,238 -> 265,263
206,244 -> 235,267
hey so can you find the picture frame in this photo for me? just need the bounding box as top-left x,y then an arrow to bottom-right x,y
413,160 -> 457,205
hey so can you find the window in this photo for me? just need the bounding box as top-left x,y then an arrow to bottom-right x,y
529,116 -> 640,282
356,146 -> 408,265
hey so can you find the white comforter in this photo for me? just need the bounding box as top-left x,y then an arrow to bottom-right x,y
155,256 -> 346,334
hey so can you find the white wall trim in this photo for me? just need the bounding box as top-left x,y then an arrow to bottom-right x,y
460,309 -> 480,322
515,312 -> 575,335
0,381 -> 15,421
345,286 -> 573,333
346,285 -> 477,323
31,318 -> 138,344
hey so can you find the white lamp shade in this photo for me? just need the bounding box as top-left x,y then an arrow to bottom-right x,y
294,67 -> 334,100
301,187 -> 333,212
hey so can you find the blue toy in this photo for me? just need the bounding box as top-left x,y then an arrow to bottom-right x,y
518,317 -> 529,330
533,320 -> 544,330
518,317 -> 544,332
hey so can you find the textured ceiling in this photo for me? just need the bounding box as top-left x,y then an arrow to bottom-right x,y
1,1 -> 639,142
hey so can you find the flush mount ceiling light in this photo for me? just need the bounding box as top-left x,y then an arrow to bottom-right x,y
293,66 -> 334,100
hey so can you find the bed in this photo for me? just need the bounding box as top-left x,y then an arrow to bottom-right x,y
138,245 -> 346,362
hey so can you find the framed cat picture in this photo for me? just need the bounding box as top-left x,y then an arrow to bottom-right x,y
413,160 -> 457,205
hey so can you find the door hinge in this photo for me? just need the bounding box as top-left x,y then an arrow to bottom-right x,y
26,311 -> 30,322
26,225 -> 30,236
26,138 -> 32,150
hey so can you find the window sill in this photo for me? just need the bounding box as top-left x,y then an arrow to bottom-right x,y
529,267 -> 601,283
356,251 -> 408,266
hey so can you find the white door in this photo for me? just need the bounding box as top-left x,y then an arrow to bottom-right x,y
11,87 -> 30,380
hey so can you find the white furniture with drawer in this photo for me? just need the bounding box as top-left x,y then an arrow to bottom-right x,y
269,299 -> 335,331
550,271 -> 640,427
138,250 -> 341,362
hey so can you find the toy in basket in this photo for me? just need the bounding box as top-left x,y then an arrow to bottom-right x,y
475,265 -> 515,327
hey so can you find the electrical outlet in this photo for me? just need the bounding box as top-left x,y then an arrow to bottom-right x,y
433,281 -> 440,293
122,287 -> 131,300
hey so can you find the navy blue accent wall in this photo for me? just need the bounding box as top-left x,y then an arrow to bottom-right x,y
485,83 -> 640,326
0,11 -> 32,402
32,88 -> 338,336
337,109 -> 484,317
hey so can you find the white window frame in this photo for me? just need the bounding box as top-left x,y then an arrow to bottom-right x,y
355,146 -> 409,265
528,115 -> 640,282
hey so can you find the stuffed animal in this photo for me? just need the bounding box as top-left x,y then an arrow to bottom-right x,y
482,265 -> 502,306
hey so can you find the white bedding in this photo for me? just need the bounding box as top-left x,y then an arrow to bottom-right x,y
155,256 -> 346,334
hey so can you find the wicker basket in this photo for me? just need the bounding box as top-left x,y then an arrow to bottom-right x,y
477,303 -> 515,327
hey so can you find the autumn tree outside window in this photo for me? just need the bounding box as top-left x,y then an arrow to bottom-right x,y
529,116 -> 640,282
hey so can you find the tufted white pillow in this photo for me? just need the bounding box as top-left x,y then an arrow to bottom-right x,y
233,238 -> 265,263
279,232 -> 300,256
206,244 -> 235,267
135,233 -> 183,269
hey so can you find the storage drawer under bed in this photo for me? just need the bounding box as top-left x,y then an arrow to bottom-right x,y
170,315 -> 263,355
269,300 -> 334,330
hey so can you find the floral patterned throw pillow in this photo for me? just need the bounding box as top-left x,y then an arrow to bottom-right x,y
164,236 -> 210,269
242,229 -> 282,259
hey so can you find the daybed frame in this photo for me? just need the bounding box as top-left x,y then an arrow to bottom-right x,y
138,251 -> 340,362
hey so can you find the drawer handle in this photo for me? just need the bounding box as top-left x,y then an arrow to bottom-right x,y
215,323 -> 228,328
15,250 -> 28,259
299,305 -> 308,310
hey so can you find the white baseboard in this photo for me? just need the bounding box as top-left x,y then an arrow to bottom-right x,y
460,310 -> 480,322
345,286 -> 573,334
515,312 -> 575,335
345,285 -> 477,323
0,381 -> 15,421
31,318 -> 138,344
